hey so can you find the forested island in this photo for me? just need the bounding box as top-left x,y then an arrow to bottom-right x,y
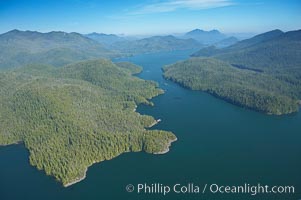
164,30 -> 301,115
0,59 -> 176,186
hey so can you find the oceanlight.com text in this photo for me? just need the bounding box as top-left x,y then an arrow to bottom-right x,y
125,183 -> 295,196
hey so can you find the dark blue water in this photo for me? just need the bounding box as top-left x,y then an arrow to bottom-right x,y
0,50 -> 300,200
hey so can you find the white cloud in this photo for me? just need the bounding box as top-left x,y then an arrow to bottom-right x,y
130,0 -> 234,15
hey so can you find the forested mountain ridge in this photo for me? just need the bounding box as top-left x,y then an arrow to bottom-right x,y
110,35 -> 201,54
214,30 -> 301,79
163,58 -> 300,115
0,30 -> 119,69
224,29 -> 284,51
85,32 -> 127,46
114,61 -> 143,74
164,29 -> 301,115
0,59 -> 176,186
191,29 -> 284,57
213,36 -> 239,48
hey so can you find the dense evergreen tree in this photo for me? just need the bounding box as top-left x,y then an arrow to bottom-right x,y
166,30 -> 301,115
0,30 -> 119,69
0,59 -> 176,186
163,58 -> 300,115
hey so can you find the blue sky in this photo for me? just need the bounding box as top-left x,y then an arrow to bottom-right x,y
0,0 -> 300,35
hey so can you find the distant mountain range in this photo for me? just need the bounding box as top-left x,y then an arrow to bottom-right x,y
0,29 -> 210,69
0,30 -> 117,69
84,29 -> 239,54
183,29 -> 229,45
0,28 -> 275,70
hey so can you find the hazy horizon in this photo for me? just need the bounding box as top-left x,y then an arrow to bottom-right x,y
1,27 -> 299,40
0,0 -> 301,36
0,28 -> 261,38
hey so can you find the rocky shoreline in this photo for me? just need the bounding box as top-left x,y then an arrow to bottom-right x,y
63,135 -> 177,187
64,168 -> 88,187
64,160 -> 99,187
154,137 -> 178,155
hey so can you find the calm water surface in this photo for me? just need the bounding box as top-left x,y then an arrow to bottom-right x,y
0,50 -> 300,200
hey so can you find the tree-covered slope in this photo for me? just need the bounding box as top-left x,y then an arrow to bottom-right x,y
215,30 -> 301,74
193,30 -> 301,88
110,35 -> 201,54
213,36 -> 239,48
169,29 -> 301,114
0,59 -> 176,186
191,29 -> 284,57
85,32 -> 127,46
163,58 -> 300,115
0,30 -> 118,69
114,62 -> 143,74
